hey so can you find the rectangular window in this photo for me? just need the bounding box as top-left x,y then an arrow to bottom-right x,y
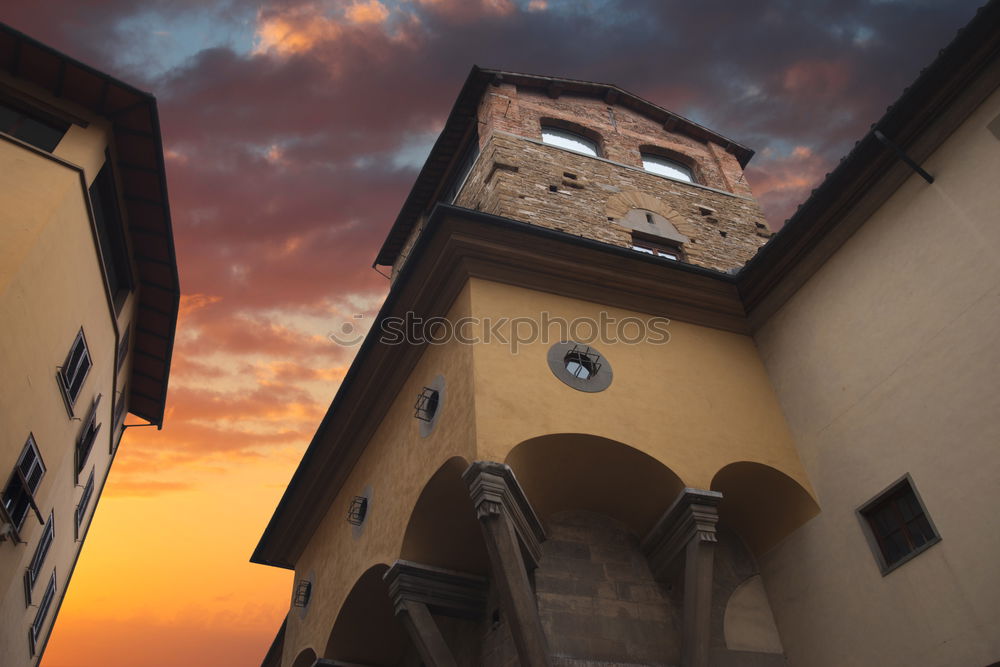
0,98 -> 68,152
631,233 -> 682,261
58,328 -> 91,411
858,474 -> 940,574
117,325 -> 131,372
2,435 -> 46,537
24,512 -> 55,606
112,387 -> 128,452
75,395 -> 102,480
90,159 -> 133,311
29,569 -> 56,656
75,469 -> 95,539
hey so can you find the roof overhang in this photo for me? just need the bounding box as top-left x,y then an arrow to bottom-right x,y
374,66 -> 756,268
0,23 -> 180,427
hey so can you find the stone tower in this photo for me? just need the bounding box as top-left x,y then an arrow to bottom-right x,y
255,68 -> 816,667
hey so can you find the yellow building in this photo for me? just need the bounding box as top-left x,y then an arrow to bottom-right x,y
0,24 -> 179,666
253,4 -> 999,666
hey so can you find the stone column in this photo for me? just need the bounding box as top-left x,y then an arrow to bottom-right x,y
384,560 -> 489,667
463,461 -> 551,667
642,488 -> 722,667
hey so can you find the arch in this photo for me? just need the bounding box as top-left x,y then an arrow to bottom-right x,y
711,461 -> 820,556
290,648 -> 316,667
723,574 -> 784,654
505,433 -> 684,537
399,456 -> 490,574
604,190 -> 700,240
639,144 -> 701,183
324,564 -> 407,665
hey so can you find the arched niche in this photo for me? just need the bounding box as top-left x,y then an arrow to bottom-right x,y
323,564 -> 407,665
711,461 -> 820,556
399,456 -> 489,574
505,433 -> 685,537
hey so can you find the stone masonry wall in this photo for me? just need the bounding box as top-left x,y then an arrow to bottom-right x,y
453,132 -> 771,273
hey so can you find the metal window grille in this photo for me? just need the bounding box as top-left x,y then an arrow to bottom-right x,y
292,579 -> 312,608
347,496 -> 368,526
564,345 -> 602,379
414,387 -> 440,422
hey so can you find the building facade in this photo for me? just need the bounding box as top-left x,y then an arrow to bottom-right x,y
0,25 -> 179,665
253,4 -> 1000,666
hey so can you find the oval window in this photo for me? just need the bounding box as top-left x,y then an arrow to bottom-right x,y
541,127 -> 599,157
641,153 -> 694,183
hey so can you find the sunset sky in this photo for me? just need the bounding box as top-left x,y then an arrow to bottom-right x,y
1,1 -> 982,665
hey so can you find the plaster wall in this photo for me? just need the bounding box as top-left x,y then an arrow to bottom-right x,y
0,100 -> 136,665
755,85 -> 1000,667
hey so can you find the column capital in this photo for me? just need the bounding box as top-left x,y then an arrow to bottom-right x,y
462,461 -> 545,568
641,488 -> 722,579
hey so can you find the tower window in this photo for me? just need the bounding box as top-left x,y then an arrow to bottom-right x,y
641,153 -> 694,183
858,475 -> 940,574
2,435 -> 46,538
0,98 -> 68,152
541,126 -> 599,157
632,233 -> 683,261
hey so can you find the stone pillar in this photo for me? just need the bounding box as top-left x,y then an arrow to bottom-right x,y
463,461 -> 551,667
384,560 -> 489,667
641,488 -> 722,667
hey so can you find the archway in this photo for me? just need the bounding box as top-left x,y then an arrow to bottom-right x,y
711,461 -> 820,556
289,648 -> 316,667
324,565 -> 408,665
505,433 -> 685,536
399,456 -> 489,574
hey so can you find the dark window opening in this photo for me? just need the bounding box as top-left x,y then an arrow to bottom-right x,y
442,132 -> 480,205
2,435 -> 46,538
0,98 -> 68,152
29,570 -> 56,655
58,328 -> 92,410
74,469 -> 95,539
414,387 -> 440,422
564,345 -> 602,380
24,512 -> 55,606
75,395 -> 102,480
89,160 -> 133,311
860,476 -> 940,573
347,496 -> 369,526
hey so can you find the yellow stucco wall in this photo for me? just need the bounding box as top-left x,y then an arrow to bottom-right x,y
0,81 -> 137,665
755,87 -> 1000,666
285,272 -> 817,663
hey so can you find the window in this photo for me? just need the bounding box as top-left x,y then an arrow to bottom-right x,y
75,395 -> 102,480
564,346 -> 601,380
58,328 -> 91,411
632,233 -> 683,261
858,475 -> 940,574
29,569 -> 56,656
0,98 -> 68,152
90,159 -> 133,311
442,133 -> 480,204
2,435 -> 46,537
117,325 -> 131,372
541,126 -> 599,157
414,387 -> 440,422
641,153 -> 694,183
24,512 -> 55,606
75,469 -> 95,539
